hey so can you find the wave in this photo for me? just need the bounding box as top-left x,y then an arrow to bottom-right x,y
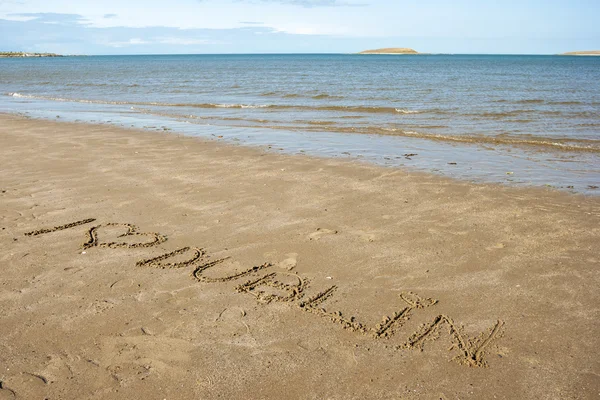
281,93 -> 346,99
7,93 -> 268,109
130,107 -> 600,154
132,107 -> 273,125
5,92 -> 421,115
65,83 -> 110,87
296,126 -> 599,153
547,101 -> 584,105
575,123 -> 600,128
493,99 -> 587,106
303,120 -> 336,126
385,131 -> 600,153
395,109 -> 420,114
515,99 -> 545,104
470,109 -> 598,119
312,94 -> 344,99
476,110 -> 537,118
7,92 -> 597,153
213,104 -> 269,109
309,105 -> 419,114
259,91 -> 347,100
241,123 -> 600,153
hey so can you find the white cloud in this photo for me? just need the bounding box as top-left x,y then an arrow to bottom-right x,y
1,1 -> 599,54
104,36 -> 222,48
106,38 -> 150,47
231,0 -> 365,7
270,21 -> 352,36
156,37 -> 221,45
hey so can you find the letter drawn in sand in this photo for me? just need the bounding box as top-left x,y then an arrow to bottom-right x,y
236,272 -> 307,303
136,247 -> 206,269
24,218 -> 96,236
402,315 -> 505,367
192,257 -> 272,283
298,289 -> 438,337
298,287 -> 502,367
21,212 -> 505,368
82,223 -> 166,249
299,285 -> 338,309
372,292 -> 438,339
298,286 -> 368,334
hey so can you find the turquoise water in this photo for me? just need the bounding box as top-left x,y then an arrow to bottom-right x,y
1,54 -> 599,192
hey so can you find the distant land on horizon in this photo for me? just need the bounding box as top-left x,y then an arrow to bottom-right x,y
358,48 -> 420,55
5,50 -> 600,57
0,52 -> 64,58
561,50 -> 600,56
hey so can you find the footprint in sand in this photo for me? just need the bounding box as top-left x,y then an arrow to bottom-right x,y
91,299 -> 117,314
276,253 -> 298,270
353,229 -> 376,243
308,228 -> 338,241
97,335 -> 195,384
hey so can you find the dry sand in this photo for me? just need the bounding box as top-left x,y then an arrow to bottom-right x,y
0,113 -> 599,399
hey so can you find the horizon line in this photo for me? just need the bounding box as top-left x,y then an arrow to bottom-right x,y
3,52 -> 594,57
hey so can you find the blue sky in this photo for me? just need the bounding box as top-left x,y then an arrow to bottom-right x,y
0,0 -> 598,54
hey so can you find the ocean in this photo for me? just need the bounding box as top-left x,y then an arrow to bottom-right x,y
1,54 -> 599,193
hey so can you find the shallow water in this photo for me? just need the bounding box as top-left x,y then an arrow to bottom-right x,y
1,54 -> 599,193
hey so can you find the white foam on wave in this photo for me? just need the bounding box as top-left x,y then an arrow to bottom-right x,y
8,92 -> 85,103
8,92 -> 30,98
395,108 -> 420,114
6,93 -> 271,111
241,104 -> 269,109
214,104 -> 268,109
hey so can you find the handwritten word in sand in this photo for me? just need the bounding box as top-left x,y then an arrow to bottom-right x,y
24,218 -> 505,367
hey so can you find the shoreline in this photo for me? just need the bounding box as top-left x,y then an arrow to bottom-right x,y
3,103 -> 598,195
5,111 -> 599,197
1,114 -> 599,399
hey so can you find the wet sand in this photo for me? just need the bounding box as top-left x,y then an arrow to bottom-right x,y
0,113 -> 599,399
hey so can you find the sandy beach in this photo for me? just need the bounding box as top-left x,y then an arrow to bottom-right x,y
0,113 -> 599,399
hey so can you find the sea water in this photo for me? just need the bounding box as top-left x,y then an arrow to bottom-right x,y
1,54 -> 598,193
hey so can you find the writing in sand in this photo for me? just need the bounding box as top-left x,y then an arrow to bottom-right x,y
24,217 -> 505,368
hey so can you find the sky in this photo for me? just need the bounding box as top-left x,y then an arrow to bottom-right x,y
0,0 -> 598,55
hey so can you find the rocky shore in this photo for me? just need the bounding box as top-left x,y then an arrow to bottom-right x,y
0,52 -> 64,58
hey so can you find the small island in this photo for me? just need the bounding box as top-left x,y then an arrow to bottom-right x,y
0,52 -> 64,58
561,50 -> 600,56
359,48 -> 419,55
